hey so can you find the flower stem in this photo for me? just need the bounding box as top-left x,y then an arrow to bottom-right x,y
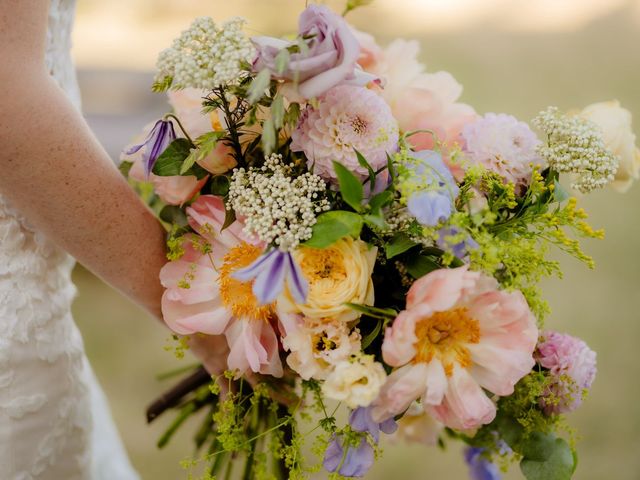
164,113 -> 194,145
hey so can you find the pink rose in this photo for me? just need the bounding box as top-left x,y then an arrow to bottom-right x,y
252,5 -> 374,99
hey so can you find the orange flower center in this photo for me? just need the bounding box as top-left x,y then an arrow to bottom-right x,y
218,242 -> 274,321
414,308 -> 481,376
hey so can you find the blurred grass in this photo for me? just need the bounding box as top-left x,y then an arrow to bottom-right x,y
72,2 -> 640,479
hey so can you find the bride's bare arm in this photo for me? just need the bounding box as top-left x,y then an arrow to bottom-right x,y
0,0 -> 167,318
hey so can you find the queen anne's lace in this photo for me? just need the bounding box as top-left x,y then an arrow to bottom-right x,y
0,1 -> 138,478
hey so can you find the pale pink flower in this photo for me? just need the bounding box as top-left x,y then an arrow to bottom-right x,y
127,155 -> 206,206
356,38 -> 477,154
462,113 -> 544,187
278,312 -> 361,380
159,195 -> 283,377
167,88 -> 213,138
535,331 -> 597,415
372,266 -> 538,430
291,85 -> 399,183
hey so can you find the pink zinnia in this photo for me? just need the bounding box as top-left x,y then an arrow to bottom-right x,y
291,85 -> 399,183
160,195 -> 283,377
461,113 -> 544,187
535,331 -> 597,415
372,266 -> 538,430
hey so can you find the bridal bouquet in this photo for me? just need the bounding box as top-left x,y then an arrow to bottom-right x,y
121,3 -> 639,479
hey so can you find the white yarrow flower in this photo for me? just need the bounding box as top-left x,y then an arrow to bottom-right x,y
533,106 -> 618,193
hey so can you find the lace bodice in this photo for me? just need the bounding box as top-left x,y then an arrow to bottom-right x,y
0,1 -> 138,478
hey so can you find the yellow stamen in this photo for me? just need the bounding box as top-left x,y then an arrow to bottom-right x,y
218,242 -> 274,321
414,308 -> 480,376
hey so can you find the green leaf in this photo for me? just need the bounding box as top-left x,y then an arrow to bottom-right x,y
494,412 -> 525,448
345,303 -> 397,320
210,175 -> 230,196
261,117 -> 276,155
386,153 -> 397,183
553,179 -> 570,203
354,149 -> 376,192
152,138 -> 193,176
369,190 -> 394,214
118,160 -> 133,178
405,254 -> 440,279
333,161 -> 364,212
271,94 -> 285,129
221,206 -> 236,232
361,319 -> 382,349
159,205 -> 189,227
363,213 -> 387,230
304,211 -> 363,248
520,434 -> 575,480
151,76 -> 173,93
386,233 -> 418,259
247,68 -> 272,104
274,49 -> 290,75
180,131 -> 225,175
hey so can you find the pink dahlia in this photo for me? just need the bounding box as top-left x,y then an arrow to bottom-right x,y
535,331 -> 597,415
461,113 -> 544,187
160,195 -> 283,377
372,266 -> 538,430
291,85 -> 399,183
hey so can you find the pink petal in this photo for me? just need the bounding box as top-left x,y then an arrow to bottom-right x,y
423,359 -> 447,406
161,293 -> 232,335
371,363 -> 428,422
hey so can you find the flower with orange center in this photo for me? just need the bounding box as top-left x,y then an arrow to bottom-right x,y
218,243 -> 275,322
372,266 -> 537,431
279,238 -> 377,323
160,195 -> 283,377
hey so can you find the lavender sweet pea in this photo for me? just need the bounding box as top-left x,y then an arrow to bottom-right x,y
125,119 -> 176,177
232,249 -> 308,305
323,407 -> 397,478
464,447 -> 501,480
436,226 -> 479,259
251,5 -> 375,99
405,150 -> 459,227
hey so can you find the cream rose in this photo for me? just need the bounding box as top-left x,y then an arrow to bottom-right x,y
580,100 -> 640,193
279,238 -> 377,322
322,355 -> 387,408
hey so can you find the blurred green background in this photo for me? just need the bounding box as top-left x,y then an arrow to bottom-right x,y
71,1 -> 640,478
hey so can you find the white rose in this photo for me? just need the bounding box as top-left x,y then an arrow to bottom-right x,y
321,355 -> 387,409
580,100 -> 640,193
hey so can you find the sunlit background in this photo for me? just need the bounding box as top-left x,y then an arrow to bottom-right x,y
70,1 -> 640,478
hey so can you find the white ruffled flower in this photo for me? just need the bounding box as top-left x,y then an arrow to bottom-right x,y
282,317 -> 361,380
322,354 -> 387,409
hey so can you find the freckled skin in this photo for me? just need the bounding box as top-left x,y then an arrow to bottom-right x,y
0,1 -> 167,319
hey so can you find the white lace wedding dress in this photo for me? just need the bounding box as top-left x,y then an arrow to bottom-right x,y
0,1 -> 139,478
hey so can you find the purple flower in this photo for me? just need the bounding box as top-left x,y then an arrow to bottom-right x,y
232,249 -> 308,305
404,150 -> 459,227
251,5 -> 375,99
464,447 -> 501,480
436,227 -> 479,259
125,119 -> 176,177
323,407 -> 397,478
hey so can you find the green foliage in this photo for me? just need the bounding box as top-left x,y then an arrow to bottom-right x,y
333,161 -> 364,212
181,131 -> 226,174
385,233 -> 418,259
304,211 -> 364,248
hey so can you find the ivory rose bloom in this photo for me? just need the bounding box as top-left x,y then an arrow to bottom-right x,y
580,100 -> 640,193
372,266 -> 538,430
159,195 -> 283,377
322,355 -> 387,408
279,314 -> 361,380
279,238 -> 377,322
